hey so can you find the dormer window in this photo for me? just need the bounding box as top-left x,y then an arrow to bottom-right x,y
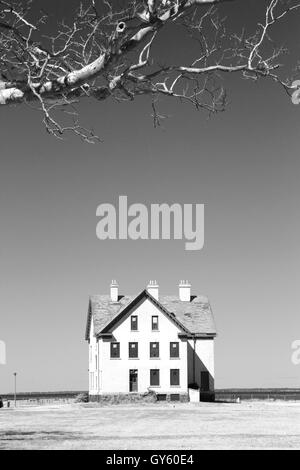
152,316 -> 159,331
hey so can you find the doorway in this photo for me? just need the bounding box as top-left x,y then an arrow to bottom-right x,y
129,369 -> 138,392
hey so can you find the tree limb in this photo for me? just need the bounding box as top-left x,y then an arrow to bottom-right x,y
0,0 -> 299,141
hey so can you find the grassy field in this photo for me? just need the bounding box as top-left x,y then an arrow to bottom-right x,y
1,401 -> 300,450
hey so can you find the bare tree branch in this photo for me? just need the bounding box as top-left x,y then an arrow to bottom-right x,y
0,0 -> 299,141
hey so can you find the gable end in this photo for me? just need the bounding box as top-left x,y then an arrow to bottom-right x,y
100,290 -> 190,336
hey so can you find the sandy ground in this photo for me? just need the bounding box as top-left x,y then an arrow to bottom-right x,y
0,401 -> 300,450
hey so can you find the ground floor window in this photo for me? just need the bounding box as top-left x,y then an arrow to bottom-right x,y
170,394 -> 180,402
157,394 -> 167,401
170,369 -> 180,386
150,369 -> 160,386
90,372 -> 94,389
201,371 -> 210,391
129,369 -> 138,392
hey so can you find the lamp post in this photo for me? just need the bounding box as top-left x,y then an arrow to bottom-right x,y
13,372 -> 17,407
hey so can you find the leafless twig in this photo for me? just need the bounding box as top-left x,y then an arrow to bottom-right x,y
0,0 -> 299,142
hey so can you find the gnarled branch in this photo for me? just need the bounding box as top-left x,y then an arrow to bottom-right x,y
0,0 -> 299,142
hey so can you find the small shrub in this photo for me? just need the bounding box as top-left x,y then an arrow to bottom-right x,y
75,392 -> 89,403
142,389 -> 157,403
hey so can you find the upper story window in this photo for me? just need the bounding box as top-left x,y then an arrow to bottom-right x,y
131,315 -> 138,331
110,342 -> 120,358
170,369 -> 180,386
170,342 -> 179,358
129,342 -> 138,358
152,315 -> 159,331
150,342 -> 159,358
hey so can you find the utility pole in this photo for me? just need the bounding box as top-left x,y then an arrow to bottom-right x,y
13,372 -> 17,407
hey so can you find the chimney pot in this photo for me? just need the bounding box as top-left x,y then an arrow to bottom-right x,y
179,280 -> 191,302
147,280 -> 159,300
110,280 -> 119,302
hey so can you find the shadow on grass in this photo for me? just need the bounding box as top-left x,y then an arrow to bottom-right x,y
0,430 -> 81,441
214,400 -> 238,404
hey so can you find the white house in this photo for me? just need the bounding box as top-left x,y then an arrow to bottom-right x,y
85,280 -> 217,402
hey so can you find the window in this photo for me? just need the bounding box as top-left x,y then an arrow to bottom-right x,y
110,342 -> 120,358
170,394 -> 180,402
129,342 -> 138,358
150,342 -> 159,358
152,315 -> 159,331
170,369 -> 180,386
90,372 -> 94,389
95,354 -> 98,369
157,394 -> 167,401
129,369 -> 138,392
131,315 -> 138,331
201,371 -> 210,391
170,342 -> 179,358
150,369 -> 160,386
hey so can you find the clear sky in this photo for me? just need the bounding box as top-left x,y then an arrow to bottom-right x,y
0,0 -> 300,393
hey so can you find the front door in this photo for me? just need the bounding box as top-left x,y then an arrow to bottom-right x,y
129,369 -> 138,392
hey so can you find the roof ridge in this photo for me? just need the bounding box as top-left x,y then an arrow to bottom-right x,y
86,289 -> 216,340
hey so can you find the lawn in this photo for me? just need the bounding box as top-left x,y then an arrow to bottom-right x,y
0,401 -> 300,449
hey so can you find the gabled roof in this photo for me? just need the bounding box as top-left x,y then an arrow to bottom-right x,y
85,289 -> 217,340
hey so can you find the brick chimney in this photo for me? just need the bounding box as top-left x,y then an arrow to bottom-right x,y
110,280 -> 119,302
179,280 -> 191,302
147,280 -> 159,300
